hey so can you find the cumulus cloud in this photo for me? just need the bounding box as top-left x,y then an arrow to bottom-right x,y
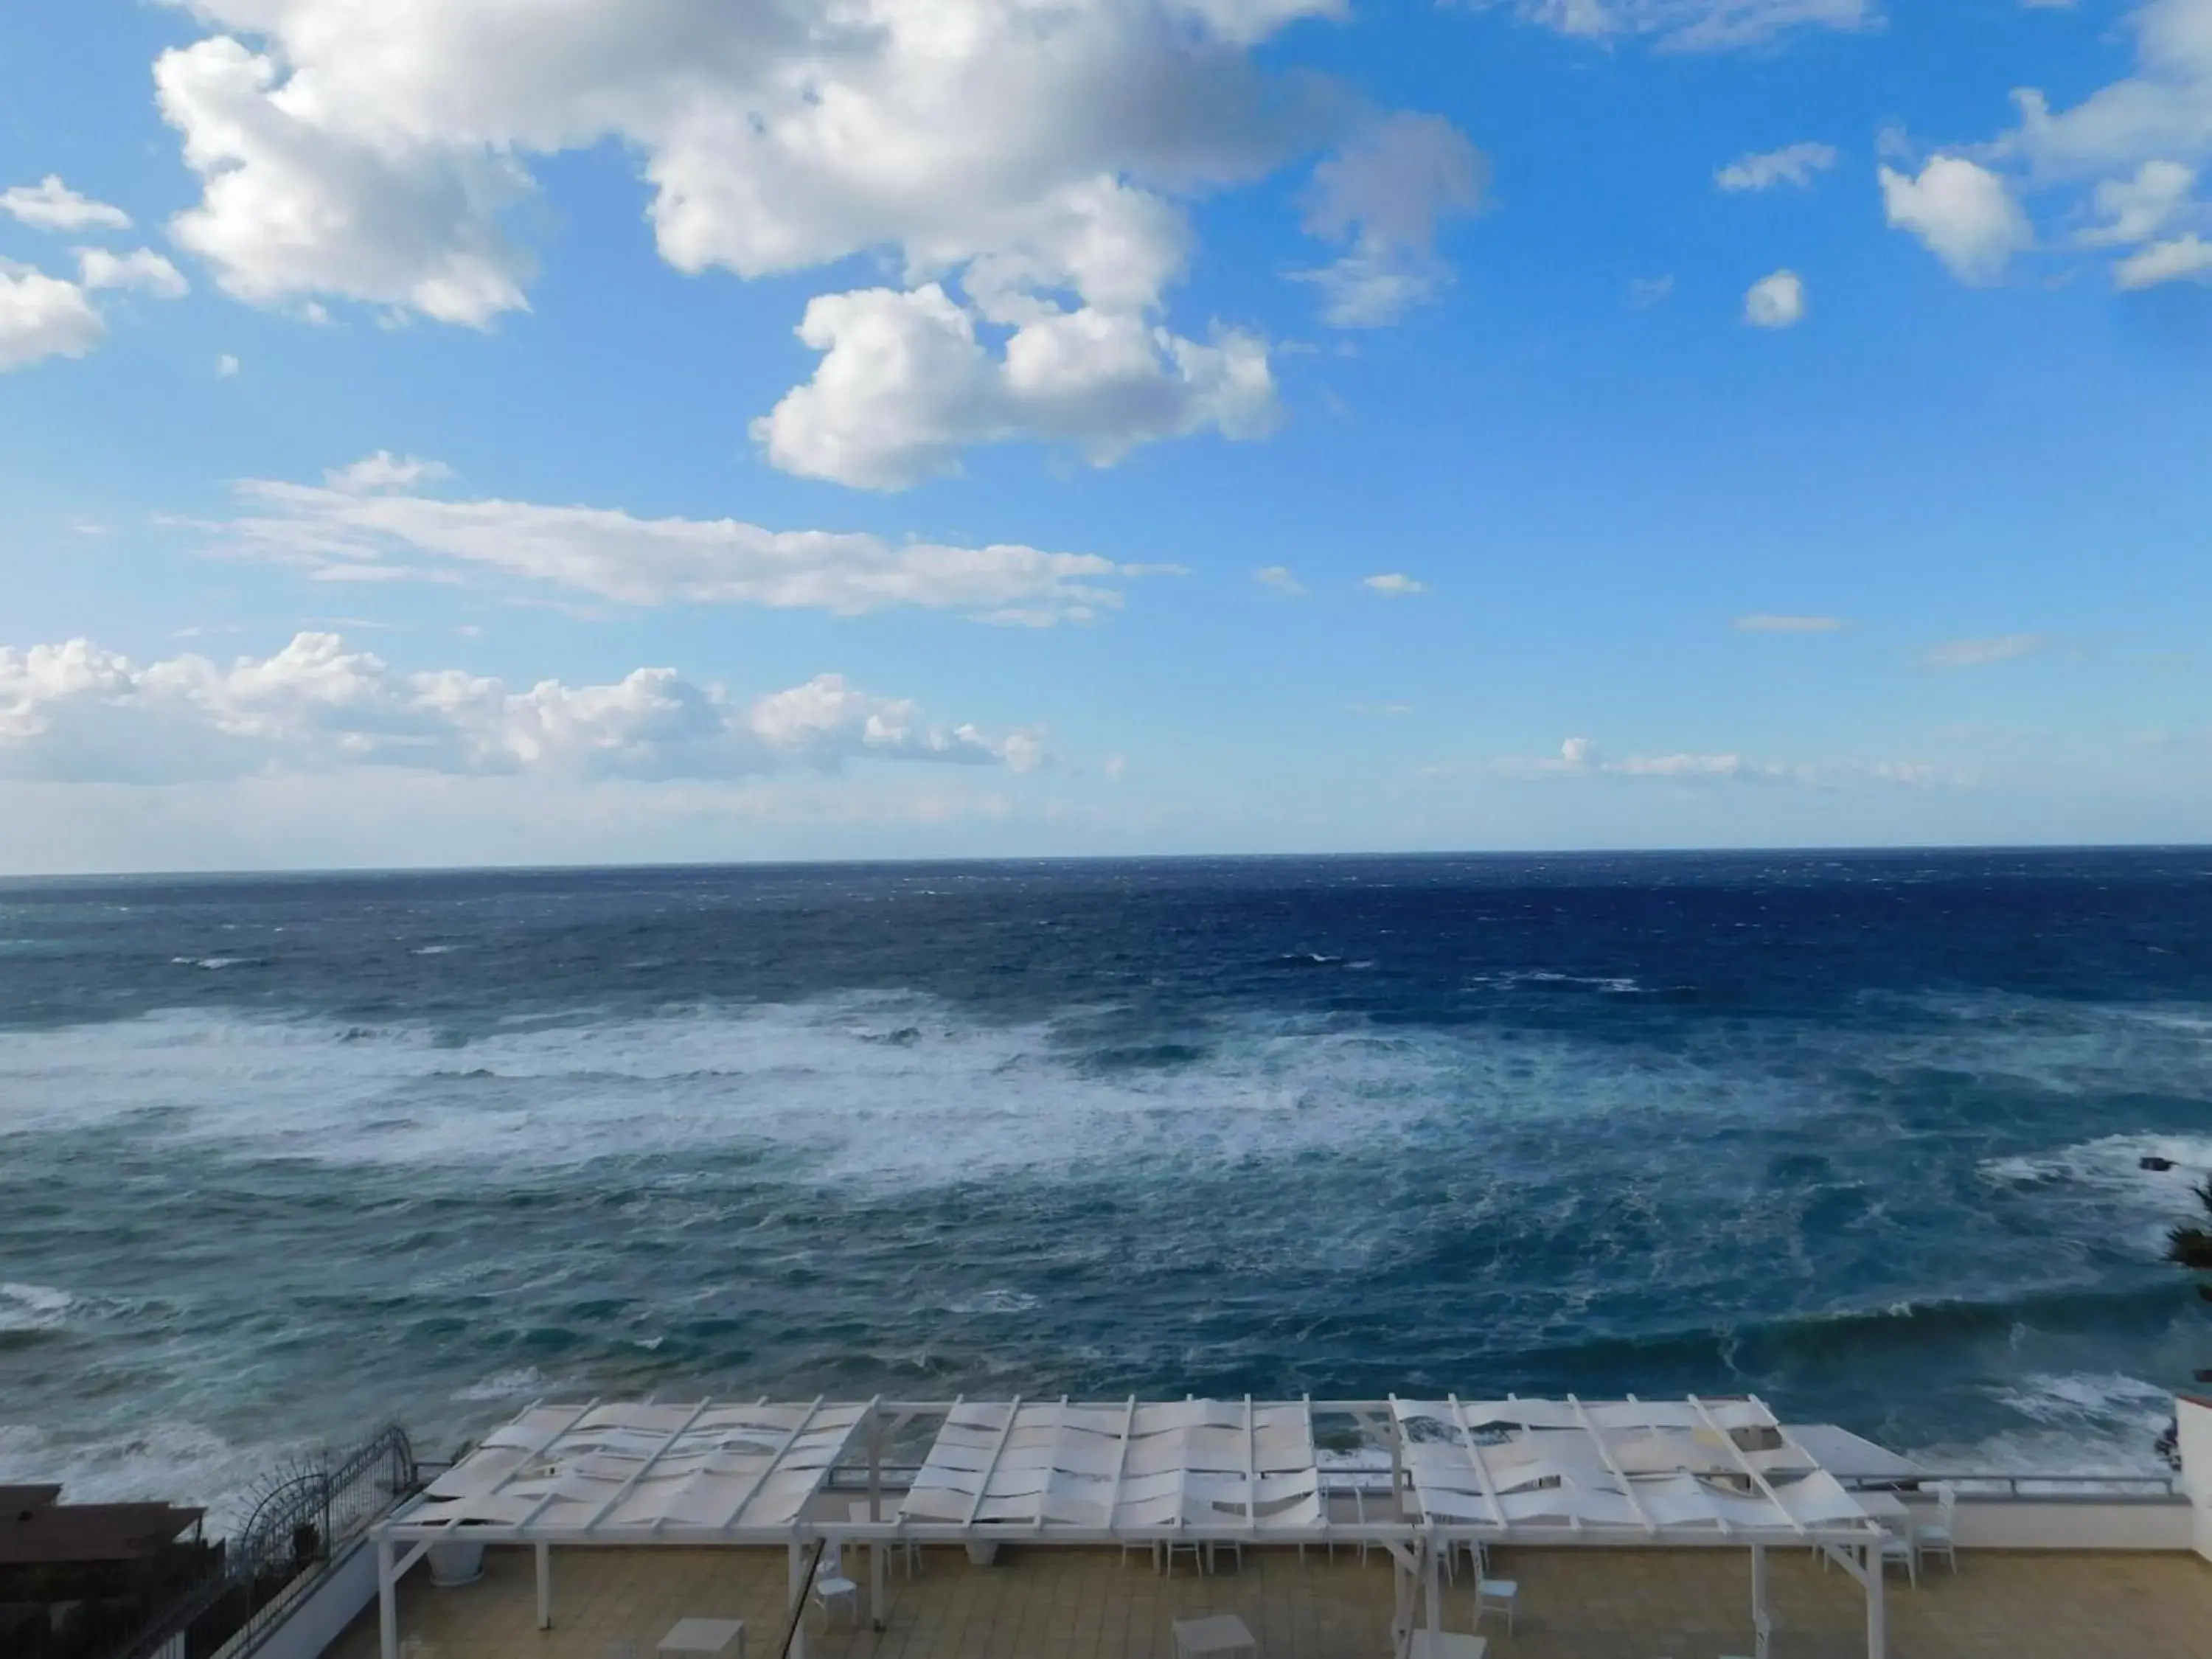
75,248 -> 189,298
1734,613 -> 1843,631
1292,112 -> 1489,326
1254,565 -> 1306,594
1743,268 -> 1806,327
216,353 -> 241,378
750,283 -> 1278,490
1924,633 -> 2051,668
0,243 -> 191,373
1469,0 -> 1874,52
1716,141 -> 1839,192
1879,157 -> 2034,283
1363,572 -> 1428,596
1877,1 -> 2212,290
197,457 -> 1162,624
145,0 -> 1382,482
1,175 -> 130,232
0,265 -> 104,371
0,633 -> 1045,784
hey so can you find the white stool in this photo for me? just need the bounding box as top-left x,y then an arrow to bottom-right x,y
658,1618 -> 745,1658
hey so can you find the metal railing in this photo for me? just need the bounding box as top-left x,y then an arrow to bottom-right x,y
108,1425 -> 419,1659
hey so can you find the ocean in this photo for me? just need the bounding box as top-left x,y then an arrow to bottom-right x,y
2,849 -> 2208,1528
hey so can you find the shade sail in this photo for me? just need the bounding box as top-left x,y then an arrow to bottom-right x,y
405,1399 -> 871,1538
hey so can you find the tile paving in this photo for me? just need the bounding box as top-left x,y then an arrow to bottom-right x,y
327,1539 -> 2212,1659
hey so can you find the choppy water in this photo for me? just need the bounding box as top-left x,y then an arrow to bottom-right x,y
3,851 -> 2209,1529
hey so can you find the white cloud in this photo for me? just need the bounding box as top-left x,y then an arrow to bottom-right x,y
1293,112 -> 1488,327
1716,141 -> 1839,192
1743,268 -> 1806,327
325,451 -> 453,493
1894,1 -> 2212,289
1363,572 -> 1428,596
749,284 -> 1278,490
0,633 -> 1044,784
199,458 -> 1163,624
1628,274 -> 1676,307
2115,232 -> 2212,285
2006,0 -> 2212,180
2079,159 -> 2198,244
1924,633 -> 2051,668
1,175 -> 130,232
1734,613 -> 1843,631
216,353 -> 240,378
1879,157 -> 2034,284
1470,0 -> 1875,52
1254,564 -> 1306,594
75,248 -> 189,298
147,0 -> 1374,481
1496,734 -> 1944,785
157,36 -> 536,327
0,265 -> 104,371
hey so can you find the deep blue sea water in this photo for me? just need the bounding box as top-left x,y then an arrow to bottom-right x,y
4,850 -> 2210,1526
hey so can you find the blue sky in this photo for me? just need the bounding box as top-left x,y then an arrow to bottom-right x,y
1,0 -> 2209,871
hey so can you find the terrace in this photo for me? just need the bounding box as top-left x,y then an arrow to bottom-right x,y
335,1396 -> 2212,1659
327,1534 -> 2212,1659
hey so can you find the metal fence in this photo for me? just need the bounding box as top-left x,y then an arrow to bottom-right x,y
108,1425 -> 419,1659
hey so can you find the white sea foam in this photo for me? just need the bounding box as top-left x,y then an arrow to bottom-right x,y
1978,1131 -> 2212,1248
451,1367 -> 546,1402
0,997 -> 1522,1187
1908,1371 -> 2178,1478
0,1419 -> 292,1533
0,1281 -> 72,1332
942,1290 -> 1042,1315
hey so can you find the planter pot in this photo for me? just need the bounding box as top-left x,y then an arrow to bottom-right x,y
428,1540 -> 486,1587
964,1541 -> 999,1566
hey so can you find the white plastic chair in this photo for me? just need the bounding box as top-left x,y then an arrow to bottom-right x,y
1915,1484 -> 1958,1573
1158,1537 -> 1208,1576
1879,1526 -> 1918,1588
1473,1576 -> 1517,1634
813,1541 -> 860,1625
848,1501 -> 920,1577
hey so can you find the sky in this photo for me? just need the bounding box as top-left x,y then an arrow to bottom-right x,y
1,0 -> 2209,872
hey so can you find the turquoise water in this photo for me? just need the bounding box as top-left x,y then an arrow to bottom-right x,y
2,852 -> 2208,1526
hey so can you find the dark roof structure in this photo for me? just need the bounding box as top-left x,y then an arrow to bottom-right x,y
0,1484 -> 204,1566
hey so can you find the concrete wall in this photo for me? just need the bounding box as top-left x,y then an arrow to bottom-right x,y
2178,1394 -> 2212,1563
1888,1494 -> 2194,1553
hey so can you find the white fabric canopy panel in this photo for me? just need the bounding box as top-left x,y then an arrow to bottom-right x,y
900,1397 -> 1323,1535
1391,1394 -> 1879,1541
400,1397 -> 872,1539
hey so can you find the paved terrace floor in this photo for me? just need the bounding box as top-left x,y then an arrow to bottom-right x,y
329,1540 -> 2212,1659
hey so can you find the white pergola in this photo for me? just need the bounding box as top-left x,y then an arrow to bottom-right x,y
376,1394 -> 1894,1659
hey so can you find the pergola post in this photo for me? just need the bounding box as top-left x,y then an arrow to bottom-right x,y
788,1533 -> 809,1659
1750,1542 -> 1767,1656
1422,1531 -> 1443,1632
870,1534 -> 887,1630
535,1541 -> 552,1629
1865,1541 -> 1885,1659
376,1534 -> 397,1659
867,1405 -> 883,1523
